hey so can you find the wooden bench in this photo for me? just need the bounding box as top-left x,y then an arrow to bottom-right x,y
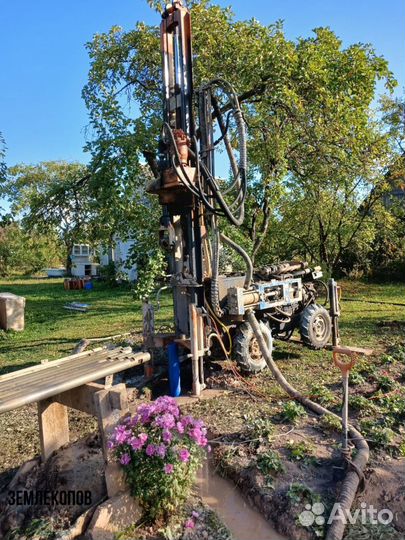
0,346 -> 151,462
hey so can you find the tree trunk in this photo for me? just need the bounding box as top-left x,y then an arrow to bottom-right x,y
65,242 -> 73,277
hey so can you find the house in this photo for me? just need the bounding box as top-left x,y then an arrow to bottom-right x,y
71,244 -> 99,277
100,239 -> 137,282
383,154 -> 405,208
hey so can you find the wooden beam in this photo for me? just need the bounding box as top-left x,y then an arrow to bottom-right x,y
51,382 -> 105,415
37,399 -> 69,461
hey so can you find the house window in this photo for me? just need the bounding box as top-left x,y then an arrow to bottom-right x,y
73,245 -> 81,255
81,245 -> 89,256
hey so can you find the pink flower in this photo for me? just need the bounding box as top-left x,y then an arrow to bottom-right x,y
192,510 -> 200,519
176,421 -> 185,434
178,448 -> 190,463
113,425 -> 131,444
162,429 -> 172,444
139,432 -> 148,445
129,436 -> 144,451
188,426 -> 208,447
154,413 -> 176,430
137,403 -> 156,424
185,518 -> 195,529
164,463 -> 174,474
146,444 -> 156,456
155,396 -> 180,417
181,415 -> 194,428
120,453 -> 131,465
156,444 -> 167,458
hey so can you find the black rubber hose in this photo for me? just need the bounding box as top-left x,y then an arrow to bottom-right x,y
220,233 -> 253,289
246,310 -> 369,540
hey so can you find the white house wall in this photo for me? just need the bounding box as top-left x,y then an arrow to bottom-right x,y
100,239 -> 137,282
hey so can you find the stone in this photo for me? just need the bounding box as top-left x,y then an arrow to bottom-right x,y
86,491 -> 142,540
9,458 -> 39,489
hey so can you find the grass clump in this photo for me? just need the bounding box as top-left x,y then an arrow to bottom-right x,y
282,401 -> 307,425
286,439 -> 315,462
360,419 -> 396,448
349,395 -> 378,416
257,449 -> 285,476
245,416 -> 275,442
320,413 -> 341,432
310,383 -> 336,407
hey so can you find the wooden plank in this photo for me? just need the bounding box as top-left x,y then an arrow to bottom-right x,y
51,383 -> 105,415
37,399 -> 69,461
93,383 -> 129,463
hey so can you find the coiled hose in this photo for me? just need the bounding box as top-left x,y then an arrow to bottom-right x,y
246,310 -> 369,540
210,231 -> 253,318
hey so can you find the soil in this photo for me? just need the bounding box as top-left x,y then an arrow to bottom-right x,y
0,433 -> 105,536
0,406 -> 98,493
0,339 -> 404,539
181,355 -> 405,540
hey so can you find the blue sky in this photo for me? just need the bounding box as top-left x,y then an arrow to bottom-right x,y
0,0 -> 404,170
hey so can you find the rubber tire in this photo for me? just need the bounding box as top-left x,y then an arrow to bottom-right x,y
299,303 -> 332,349
233,320 -> 272,374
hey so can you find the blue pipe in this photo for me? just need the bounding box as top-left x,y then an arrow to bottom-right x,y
168,342 -> 181,397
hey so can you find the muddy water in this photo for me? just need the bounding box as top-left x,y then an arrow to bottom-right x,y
196,459 -> 286,540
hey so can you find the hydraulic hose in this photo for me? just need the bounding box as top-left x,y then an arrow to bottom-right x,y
246,310 -> 369,540
210,231 -> 253,317
166,79 -> 247,227
210,229 -> 224,318
220,233 -> 253,289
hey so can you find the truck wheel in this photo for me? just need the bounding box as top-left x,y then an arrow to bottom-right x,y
233,321 -> 272,374
300,303 -> 331,349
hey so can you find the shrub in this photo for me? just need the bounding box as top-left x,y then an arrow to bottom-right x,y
348,395 -> 378,416
287,482 -> 319,505
110,396 -> 208,521
375,374 -> 397,392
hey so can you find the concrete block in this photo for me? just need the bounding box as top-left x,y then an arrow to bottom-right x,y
0,293 -> 25,331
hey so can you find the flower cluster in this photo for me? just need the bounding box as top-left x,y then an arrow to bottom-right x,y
109,395 -> 209,520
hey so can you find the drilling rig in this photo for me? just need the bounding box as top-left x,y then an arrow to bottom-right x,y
145,0 -> 340,395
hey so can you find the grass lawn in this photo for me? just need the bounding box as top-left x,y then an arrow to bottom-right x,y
0,276 -> 403,375
0,276 -> 173,374
0,276 -> 403,539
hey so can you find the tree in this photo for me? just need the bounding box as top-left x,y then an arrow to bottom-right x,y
3,161 -> 96,275
0,132 -> 6,182
82,0 -> 396,279
0,219 -> 63,277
